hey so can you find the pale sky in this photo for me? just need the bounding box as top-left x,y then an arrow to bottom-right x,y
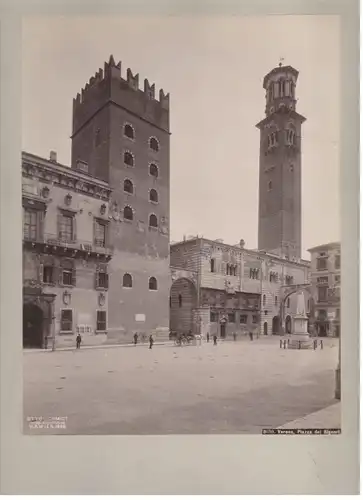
22,16 -> 340,260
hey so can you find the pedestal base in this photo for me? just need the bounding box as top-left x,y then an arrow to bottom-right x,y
288,336 -> 314,350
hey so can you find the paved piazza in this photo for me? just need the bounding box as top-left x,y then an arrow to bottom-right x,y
23,337 -> 339,434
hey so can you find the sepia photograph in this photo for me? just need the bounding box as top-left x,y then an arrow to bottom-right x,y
21,15 -> 343,436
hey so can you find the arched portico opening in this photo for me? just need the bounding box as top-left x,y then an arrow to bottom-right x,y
263,321 -> 268,335
23,303 -> 44,348
272,316 -> 280,335
170,278 -> 197,335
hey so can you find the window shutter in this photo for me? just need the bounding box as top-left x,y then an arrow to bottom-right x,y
72,216 -> 77,243
58,261 -> 64,285
105,273 -> 109,289
57,213 -> 63,239
93,218 -> 97,245
71,267 -> 76,287
95,270 -> 99,289
39,263 -> 44,283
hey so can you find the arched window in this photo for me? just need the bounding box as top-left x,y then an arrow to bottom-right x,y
149,277 -> 157,290
124,151 -> 134,167
123,273 -> 132,288
279,79 -> 284,97
275,295 -> 278,306
149,214 -> 158,228
263,294 -> 266,306
149,163 -> 159,178
149,189 -> 158,203
226,264 -> 230,275
123,179 -> 134,194
149,137 -> 159,152
123,206 -> 133,221
124,124 -> 135,140
61,259 -> 76,286
178,294 -> 182,307
210,258 -> 215,273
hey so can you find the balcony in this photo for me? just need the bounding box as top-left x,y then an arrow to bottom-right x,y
23,232 -> 114,260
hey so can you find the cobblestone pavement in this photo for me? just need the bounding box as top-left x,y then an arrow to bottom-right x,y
23,337 -> 340,435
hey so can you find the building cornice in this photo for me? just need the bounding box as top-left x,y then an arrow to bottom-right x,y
171,237 -> 310,268
22,152 -> 112,201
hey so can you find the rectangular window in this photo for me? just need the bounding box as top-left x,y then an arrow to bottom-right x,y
317,257 -> 328,270
335,275 -> 341,284
317,276 -> 329,283
210,259 -> 215,273
62,269 -> 73,286
97,310 -> 107,331
94,221 -> 106,247
210,312 -> 218,323
60,309 -> 73,332
97,271 -> 108,289
228,313 -> 235,323
318,286 -> 328,302
240,314 -> 247,324
318,309 -> 327,320
23,208 -> 37,240
252,315 -> 258,324
59,214 -> 73,242
335,255 -> 341,269
43,265 -> 54,284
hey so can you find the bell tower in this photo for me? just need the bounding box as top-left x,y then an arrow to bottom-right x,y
256,63 -> 306,259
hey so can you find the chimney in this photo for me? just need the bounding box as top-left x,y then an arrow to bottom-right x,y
239,239 -> 245,248
49,151 -> 57,162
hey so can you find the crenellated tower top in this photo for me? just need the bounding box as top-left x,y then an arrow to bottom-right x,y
262,63 -> 299,117
72,55 -> 170,137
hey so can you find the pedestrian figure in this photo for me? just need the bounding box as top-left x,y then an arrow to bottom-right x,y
233,332 -> 237,342
249,331 -> 253,341
44,336 -> 48,350
76,333 -> 82,349
207,332 -> 210,343
133,333 -> 138,345
149,334 -> 154,350
320,340 -> 323,349
213,334 -> 217,346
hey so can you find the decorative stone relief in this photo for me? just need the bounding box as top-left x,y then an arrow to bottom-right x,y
62,290 -> 71,305
98,292 -> 106,306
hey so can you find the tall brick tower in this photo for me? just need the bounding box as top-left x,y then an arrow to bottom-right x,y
71,55 -> 170,342
256,64 -> 306,259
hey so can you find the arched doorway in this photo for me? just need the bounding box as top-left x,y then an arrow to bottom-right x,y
285,315 -> 292,334
263,322 -> 268,335
272,316 -> 280,335
23,303 -> 44,348
170,278 -> 197,334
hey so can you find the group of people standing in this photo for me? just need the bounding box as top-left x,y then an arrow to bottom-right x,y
74,330 -> 256,350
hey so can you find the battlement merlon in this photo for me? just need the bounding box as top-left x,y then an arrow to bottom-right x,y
72,55 -> 170,111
